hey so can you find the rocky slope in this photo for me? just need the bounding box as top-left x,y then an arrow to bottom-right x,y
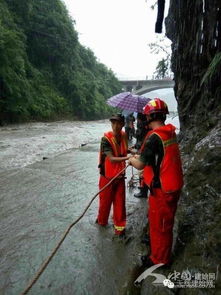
165,0 -> 221,293
134,1 -> 221,294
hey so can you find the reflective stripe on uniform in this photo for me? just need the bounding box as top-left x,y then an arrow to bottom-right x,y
114,225 -> 125,231
162,137 -> 177,147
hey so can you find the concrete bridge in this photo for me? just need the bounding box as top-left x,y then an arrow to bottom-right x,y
120,79 -> 174,95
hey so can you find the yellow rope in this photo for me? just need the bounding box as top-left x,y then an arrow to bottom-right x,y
21,164 -> 129,295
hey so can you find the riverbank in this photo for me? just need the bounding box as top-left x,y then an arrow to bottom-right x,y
0,118 -> 185,295
0,120 -> 149,295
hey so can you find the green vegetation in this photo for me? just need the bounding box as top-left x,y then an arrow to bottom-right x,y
201,52 -> 221,85
154,58 -> 169,79
0,0 -> 121,124
148,38 -> 172,79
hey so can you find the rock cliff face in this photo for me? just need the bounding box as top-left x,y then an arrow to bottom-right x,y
164,0 -> 221,292
129,2 -> 221,294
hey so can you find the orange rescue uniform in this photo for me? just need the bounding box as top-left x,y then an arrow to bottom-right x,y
141,124 -> 183,264
97,131 -> 128,235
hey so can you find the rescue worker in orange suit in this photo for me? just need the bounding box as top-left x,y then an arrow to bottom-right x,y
96,114 -> 131,236
129,98 -> 183,267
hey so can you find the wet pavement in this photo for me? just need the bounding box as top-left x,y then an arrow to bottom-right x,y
0,120 -> 149,295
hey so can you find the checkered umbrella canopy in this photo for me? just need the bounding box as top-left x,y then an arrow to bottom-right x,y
107,92 -> 150,113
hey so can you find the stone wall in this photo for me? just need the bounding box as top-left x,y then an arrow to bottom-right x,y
166,0 -> 221,146
164,0 -> 221,292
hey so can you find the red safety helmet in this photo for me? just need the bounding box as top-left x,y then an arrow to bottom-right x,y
143,98 -> 169,115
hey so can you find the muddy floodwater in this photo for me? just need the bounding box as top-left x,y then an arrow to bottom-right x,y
0,120 -> 153,295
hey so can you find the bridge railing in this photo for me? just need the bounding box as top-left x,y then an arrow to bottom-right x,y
119,79 -> 175,94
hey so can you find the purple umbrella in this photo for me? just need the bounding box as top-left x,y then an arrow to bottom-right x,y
107,92 -> 150,113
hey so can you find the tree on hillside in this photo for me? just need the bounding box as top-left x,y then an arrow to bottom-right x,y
0,0 -> 121,123
154,58 -> 169,78
148,36 -> 173,79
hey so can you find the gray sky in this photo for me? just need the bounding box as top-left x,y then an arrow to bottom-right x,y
62,0 -> 170,80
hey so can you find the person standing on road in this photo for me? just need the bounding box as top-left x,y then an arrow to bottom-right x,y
96,114 -> 131,236
129,98 -> 183,267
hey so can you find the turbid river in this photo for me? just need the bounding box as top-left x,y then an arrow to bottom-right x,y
0,115 -> 179,295
0,120 -> 151,295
